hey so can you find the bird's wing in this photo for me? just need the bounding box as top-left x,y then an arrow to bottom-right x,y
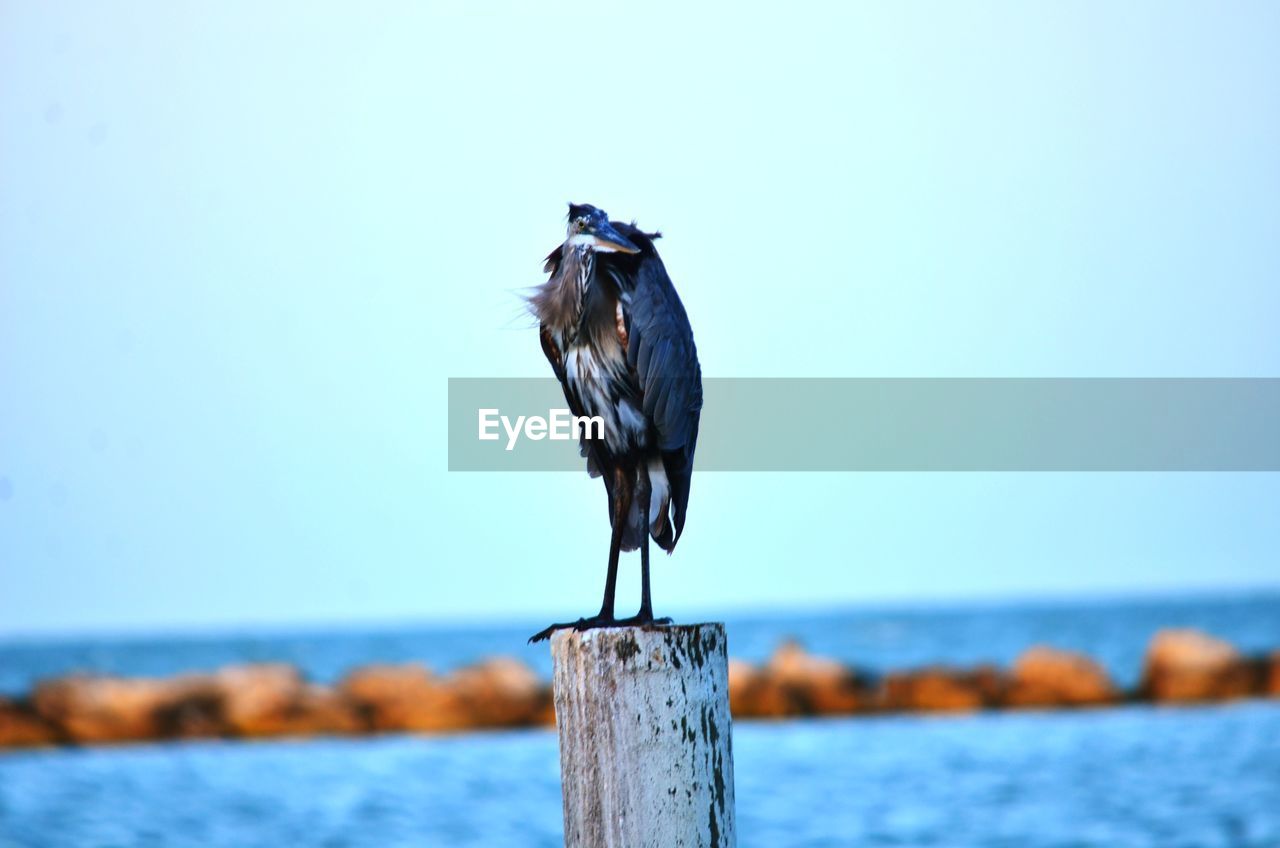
623,252 -> 702,547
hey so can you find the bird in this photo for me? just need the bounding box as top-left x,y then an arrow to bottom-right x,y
527,203 -> 702,643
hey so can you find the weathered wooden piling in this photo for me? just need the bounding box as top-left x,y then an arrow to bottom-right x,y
551,624 -> 736,848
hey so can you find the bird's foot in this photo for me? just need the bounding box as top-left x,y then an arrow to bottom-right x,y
528,614 -> 673,643
528,614 -> 619,644
612,614 -> 673,629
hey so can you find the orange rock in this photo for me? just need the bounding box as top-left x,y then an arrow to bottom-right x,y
214,665 -> 361,737
32,676 -> 170,743
764,640 -> 865,715
152,674 -> 226,739
972,664 -> 1008,704
345,660 -> 519,732
0,697 -> 59,747
214,664 -> 301,732
1268,651 -> 1280,698
279,684 -> 363,736
880,667 -> 995,713
341,658 -> 551,733
727,658 -> 800,718
725,642 -> 867,718
1004,646 -> 1118,708
1140,629 -> 1257,703
765,641 -> 844,687
27,665 -> 368,744
448,657 -> 550,728
727,659 -> 762,715
340,663 -> 470,732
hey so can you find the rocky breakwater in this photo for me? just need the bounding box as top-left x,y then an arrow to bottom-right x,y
1,628 -> 1276,749
727,643 -> 1118,717
19,664 -> 362,745
0,657 -> 552,749
728,629 -> 1269,719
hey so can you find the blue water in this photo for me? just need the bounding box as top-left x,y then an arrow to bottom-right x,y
1,706 -> 1277,847
2,594 -> 1279,847
3,593 -> 1279,694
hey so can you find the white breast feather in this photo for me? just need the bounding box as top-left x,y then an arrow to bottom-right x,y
565,342 -> 647,455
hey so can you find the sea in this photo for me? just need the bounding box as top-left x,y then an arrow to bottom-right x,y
1,593 -> 1278,848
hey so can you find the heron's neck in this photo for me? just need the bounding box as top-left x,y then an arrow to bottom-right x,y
531,243 -> 594,339
567,244 -> 594,305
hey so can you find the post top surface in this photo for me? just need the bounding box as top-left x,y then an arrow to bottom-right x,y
549,622 -> 725,646
549,623 -> 729,673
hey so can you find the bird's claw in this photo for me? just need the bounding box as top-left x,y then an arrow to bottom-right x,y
528,616 -> 606,643
528,614 -> 673,643
612,614 -> 673,629
527,624 -> 563,644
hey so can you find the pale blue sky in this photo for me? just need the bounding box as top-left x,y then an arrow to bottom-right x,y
1,2 -> 1277,636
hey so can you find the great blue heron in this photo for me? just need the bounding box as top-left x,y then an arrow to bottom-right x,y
528,204 -> 702,643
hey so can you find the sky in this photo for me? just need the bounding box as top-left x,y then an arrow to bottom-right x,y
1,2 -> 1278,636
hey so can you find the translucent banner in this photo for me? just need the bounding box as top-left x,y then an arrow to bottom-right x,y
447,378 -> 1280,471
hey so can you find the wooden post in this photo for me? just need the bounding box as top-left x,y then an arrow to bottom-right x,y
551,624 -> 736,848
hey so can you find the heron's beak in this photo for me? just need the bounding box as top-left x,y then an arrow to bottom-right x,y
587,221 -> 640,254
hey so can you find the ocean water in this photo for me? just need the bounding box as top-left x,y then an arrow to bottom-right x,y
1,706 -> 1278,847
3,593 -> 1279,694
2,594 -> 1279,847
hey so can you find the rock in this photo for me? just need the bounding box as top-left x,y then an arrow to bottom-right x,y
152,674 -> 225,739
1140,629 -> 1257,703
879,666 -> 1000,712
214,664 -> 360,737
971,664 -> 1008,704
33,673 -> 228,743
725,642 -> 867,718
33,676 -> 170,743
29,665 -> 360,743
341,658 -> 550,733
764,640 -> 866,715
727,659 -> 764,716
340,663 -> 470,732
0,697 -> 59,747
1268,651 -> 1280,698
281,684 -> 364,736
448,657 -> 550,728
213,664 -> 301,733
765,641 -> 844,687
1004,646 -> 1118,708
340,663 -> 445,731
727,658 -> 799,718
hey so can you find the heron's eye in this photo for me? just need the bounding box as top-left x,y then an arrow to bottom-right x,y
576,218 -> 588,231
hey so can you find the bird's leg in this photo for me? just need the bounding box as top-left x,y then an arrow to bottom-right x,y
635,465 -> 656,621
528,467 -> 633,643
616,463 -> 671,629
594,466 -> 630,621
635,523 -> 672,627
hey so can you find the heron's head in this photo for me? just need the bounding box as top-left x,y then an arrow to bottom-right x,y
565,203 -> 640,254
